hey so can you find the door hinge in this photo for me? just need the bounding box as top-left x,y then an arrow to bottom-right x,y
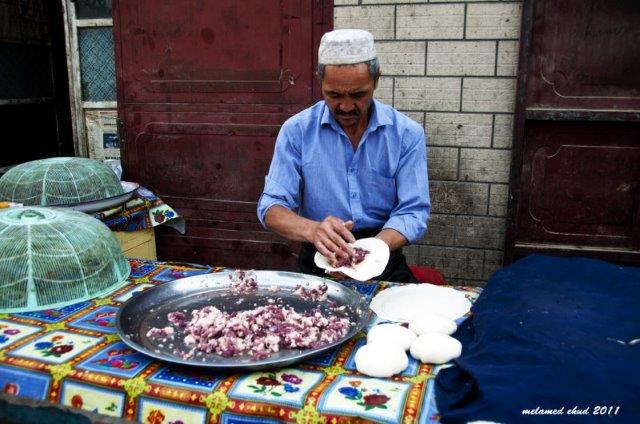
116,117 -> 125,147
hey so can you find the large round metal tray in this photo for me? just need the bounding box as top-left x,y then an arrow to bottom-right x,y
63,181 -> 139,213
116,271 -> 371,370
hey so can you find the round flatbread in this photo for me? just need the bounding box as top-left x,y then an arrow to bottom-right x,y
314,237 -> 390,281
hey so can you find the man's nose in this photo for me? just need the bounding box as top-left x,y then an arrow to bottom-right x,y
339,102 -> 355,113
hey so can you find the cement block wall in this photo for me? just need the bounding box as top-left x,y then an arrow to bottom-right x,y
334,0 -> 522,285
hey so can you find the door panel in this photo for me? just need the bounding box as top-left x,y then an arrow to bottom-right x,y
117,0 -> 312,105
113,0 -> 332,269
527,0 -> 640,110
506,0 -> 640,264
518,121 -> 640,248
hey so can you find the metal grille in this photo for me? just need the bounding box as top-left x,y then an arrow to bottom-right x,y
78,27 -> 116,101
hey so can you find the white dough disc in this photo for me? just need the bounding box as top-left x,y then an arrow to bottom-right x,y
367,323 -> 417,350
409,333 -> 462,364
408,314 -> 457,336
370,284 -> 472,322
354,342 -> 408,377
314,237 -> 390,281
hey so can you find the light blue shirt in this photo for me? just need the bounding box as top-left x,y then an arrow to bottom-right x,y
257,99 -> 430,244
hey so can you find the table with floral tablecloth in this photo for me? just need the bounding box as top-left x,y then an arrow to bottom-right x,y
93,186 -> 185,233
0,259 -> 481,424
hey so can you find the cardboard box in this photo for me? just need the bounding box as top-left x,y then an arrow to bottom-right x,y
113,228 -> 156,260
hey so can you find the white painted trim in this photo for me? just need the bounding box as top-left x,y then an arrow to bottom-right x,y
62,0 -> 88,157
83,101 -> 117,109
75,18 -> 113,27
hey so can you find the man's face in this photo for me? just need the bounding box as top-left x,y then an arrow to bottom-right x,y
321,63 -> 378,130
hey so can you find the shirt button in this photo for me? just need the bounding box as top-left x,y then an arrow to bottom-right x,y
350,193 -> 357,199
349,168 -> 356,173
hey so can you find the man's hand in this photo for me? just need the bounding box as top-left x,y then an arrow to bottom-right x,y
308,216 -> 355,267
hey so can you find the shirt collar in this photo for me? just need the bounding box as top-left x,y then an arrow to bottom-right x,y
321,99 -> 393,133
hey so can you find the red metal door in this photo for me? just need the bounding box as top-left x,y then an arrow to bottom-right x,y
113,0 -> 332,269
506,0 -> 640,264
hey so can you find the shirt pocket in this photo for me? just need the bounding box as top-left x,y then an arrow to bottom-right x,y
362,169 -> 397,220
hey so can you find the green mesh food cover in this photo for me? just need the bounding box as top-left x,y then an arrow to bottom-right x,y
0,207 -> 130,312
0,157 -> 124,206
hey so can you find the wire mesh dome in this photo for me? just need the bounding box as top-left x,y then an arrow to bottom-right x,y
0,157 -> 124,206
0,207 -> 130,312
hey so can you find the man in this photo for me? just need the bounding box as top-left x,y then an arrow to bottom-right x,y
257,29 -> 430,282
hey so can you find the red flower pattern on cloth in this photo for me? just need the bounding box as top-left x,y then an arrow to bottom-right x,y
3,383 -> 19,395
256,376 -> 280,386
339,384 -> 392,410
153,210 -> 166,224
363,393 -> 390,406
50,344 -> 74,355
249,372 -> 305,396
71,394 -> 83,408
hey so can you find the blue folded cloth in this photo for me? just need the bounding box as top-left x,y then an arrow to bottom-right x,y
435,254 -> 640,423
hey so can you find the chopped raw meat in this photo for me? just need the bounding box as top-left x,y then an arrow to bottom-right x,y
293,283 -> 328,301
146,326 -> 174,341
148,304 -> 350,361
334,247 -> 370,268
167,311 -> 187,328
228,270 -> 258,294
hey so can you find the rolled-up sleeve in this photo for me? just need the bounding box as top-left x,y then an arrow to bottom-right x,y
382,129 -> 431,243
257,121 -> 302,228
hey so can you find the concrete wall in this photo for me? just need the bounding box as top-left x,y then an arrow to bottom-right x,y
334,0 -> 522,285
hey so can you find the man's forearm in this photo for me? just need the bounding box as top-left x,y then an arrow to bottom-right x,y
376,228 -> 409,251
264,205 -> 317,243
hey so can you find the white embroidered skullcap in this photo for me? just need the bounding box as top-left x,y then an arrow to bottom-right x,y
318,29 -> 376,65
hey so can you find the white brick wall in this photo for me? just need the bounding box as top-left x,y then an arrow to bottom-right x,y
488,183 -> 509,217
425,113 -> 493,147
333,0 -> 522,285
420,213 -> 456,246
497,41 -> 519,76
374,76 -> 394,104
466,3 -> 522,39
462,78 -> 517,113
419,246 -> 484,281
430,181 -> 489,215
427,41 -> 495,76
455,216 -> 506,250
483,250 -> 504,280
363,0 -> 424,4
334,0 -> 358,5
397,4 -> 465,40
459,148 -> 512,183
395,77 -> 461,111
493,114 -> 515,148
334,6 -> 395,40
377,41 -> 425,75
428,147 -> 459,180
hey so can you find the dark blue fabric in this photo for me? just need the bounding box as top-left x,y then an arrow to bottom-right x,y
435,254 -> 640,424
